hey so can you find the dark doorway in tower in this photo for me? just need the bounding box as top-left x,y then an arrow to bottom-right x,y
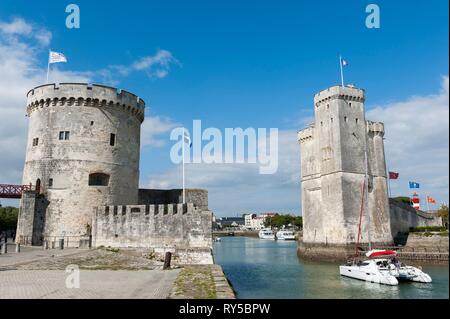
35,178 -> 41,194
89,173 -> 110,186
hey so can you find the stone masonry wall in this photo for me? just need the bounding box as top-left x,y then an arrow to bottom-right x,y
92,203 -> 213,253
390,199 -> 443,237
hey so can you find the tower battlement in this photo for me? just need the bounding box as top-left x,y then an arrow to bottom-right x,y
314,85 -> 365,107
297,126 -> 314,143
367,121 -> 385,135
98,203 -> 196,216
26,83 -> 145,122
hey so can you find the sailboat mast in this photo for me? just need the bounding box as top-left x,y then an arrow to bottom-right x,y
364,149 -> 371,251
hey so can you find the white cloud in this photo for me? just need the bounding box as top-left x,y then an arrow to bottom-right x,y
141,116 -> 179,147
367,75 -> 449,206
111,49 -> 180,79
0,17 -> 52,45
0,17 -> 32,35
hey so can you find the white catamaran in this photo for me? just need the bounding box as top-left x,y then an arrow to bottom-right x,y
339,151 -> 432,286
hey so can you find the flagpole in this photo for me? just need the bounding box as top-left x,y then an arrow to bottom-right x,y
426,197 -> 430,212
46,50 -> 51,83
182,132 -> 186,204
339,55 -> 344,87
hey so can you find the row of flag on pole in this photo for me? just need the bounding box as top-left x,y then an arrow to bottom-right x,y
388,171 -> 437,210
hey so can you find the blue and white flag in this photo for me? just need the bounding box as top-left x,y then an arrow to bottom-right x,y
409,181 -> 420,189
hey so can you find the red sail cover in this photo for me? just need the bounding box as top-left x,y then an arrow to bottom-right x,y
368,250 -> 397,258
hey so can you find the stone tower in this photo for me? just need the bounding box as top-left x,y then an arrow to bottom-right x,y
297,85 -> 393,260
16,83 -> 144,244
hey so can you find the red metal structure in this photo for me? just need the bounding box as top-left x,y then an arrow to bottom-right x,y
0,184 -> 34,199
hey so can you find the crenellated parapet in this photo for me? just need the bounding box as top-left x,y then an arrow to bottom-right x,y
26,83 -> 145,122
91,203 -> 213,250
297,125 -> 314,143
314,85 -> 365,107
98,203 -> 195,216
367,120 -> 385,136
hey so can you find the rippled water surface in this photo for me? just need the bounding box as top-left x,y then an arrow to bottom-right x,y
213,236 -> 449,299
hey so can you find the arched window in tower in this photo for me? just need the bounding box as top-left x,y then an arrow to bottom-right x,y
35,179 -> 41,194
88,173 -> 110,186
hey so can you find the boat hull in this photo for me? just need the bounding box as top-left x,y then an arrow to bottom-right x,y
339,265 -> 399,286
397,267 -> 432,283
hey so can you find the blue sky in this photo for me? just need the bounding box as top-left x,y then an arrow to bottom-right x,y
0,0 -> 448,216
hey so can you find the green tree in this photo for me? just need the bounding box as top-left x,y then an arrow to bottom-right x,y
264,214 -> 302,229
0,206 -> 19,231
437,204 -> 449,229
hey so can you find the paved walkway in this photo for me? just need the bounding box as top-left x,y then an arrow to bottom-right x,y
0,245 -> 179,299
0,245 -> 87,268
0,269 -> 180,299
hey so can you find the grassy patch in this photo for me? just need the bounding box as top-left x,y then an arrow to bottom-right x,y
409,226 -> 447,232
173,266 -> 217,299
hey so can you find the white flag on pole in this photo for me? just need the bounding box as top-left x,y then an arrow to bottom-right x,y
49,51 -> 67,64
184,131 -> 192,147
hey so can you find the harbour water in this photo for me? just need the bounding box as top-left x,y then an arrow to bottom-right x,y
213,236 -> 449,299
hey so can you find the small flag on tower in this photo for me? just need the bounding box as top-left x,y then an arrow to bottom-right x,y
389,172 -> 399,180
49,51 -> 67,64
341,59 -> 348,67
426,196 -> 436,204
409,181 -> 420,189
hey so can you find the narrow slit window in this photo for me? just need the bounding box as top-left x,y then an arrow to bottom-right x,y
344,116 -> 348,122
32,138 -> 39,146
110,133 -> 116,146
356,118 -> 359,124
48,178 -> 53,188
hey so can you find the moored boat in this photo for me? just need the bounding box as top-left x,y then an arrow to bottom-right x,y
258,228 -> 275,240
340,249 -> 432,285
276,230 -> 296,240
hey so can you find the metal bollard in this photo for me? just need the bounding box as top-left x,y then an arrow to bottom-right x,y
163,252 -> 172,270
1,243 -> 6,254
15,243 -> 20,253
59,238 -> 64,250
43,240 -> 49,250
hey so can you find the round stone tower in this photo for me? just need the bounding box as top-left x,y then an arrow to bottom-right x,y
18,83 -> 145,242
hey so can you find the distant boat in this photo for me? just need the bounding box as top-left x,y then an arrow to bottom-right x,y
213,237 -> 222,242
276,230 -> 296,240
258,228 -> 275,240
